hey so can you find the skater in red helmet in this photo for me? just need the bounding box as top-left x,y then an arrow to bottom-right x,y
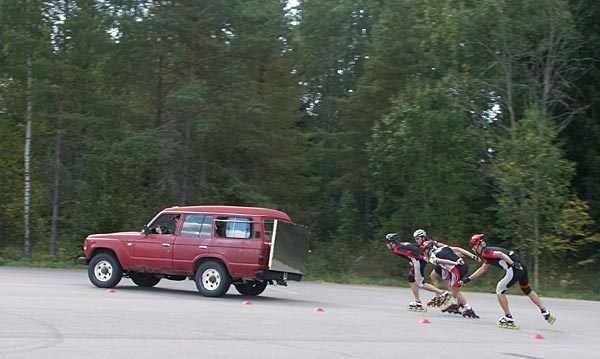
460,234 -> 556,328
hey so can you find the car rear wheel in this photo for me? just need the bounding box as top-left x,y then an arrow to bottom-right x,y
88,253 -> 123,288
234,281 -> 267,296
130,273 -> 161,287
195,261 -> 231,297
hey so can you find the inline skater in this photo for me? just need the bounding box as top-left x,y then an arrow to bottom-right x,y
412,229 -> 447,307
385,233 -> 450,311
460,234 -> 556,328
422,240 -> 480,318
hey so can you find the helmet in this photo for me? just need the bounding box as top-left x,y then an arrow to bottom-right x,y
413,229 -> 427,239
385,233 -> 399,244
422,240 -> 437,252
469,234 -> 485,247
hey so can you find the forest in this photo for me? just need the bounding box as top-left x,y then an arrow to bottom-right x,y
1,0 -> 599,295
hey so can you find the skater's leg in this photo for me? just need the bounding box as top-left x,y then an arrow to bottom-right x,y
517,265 -> 553,322
496,273 -> 514,317
450,286 -> 464,305
526,290 -> 554,321
430,269 -> 440,289
497,293 -> 511,316
514,264 -> 545,310
422,282 -> 444,295
452,288 -> 472,310
410,281 -> 421,302
526,290 -> 545,310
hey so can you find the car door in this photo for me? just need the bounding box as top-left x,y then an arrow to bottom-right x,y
131,214 -> 177,272
172,214 -> 212,274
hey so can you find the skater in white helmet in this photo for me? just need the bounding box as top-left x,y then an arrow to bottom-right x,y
385,233 -> 450,311
421,239 -> 481,318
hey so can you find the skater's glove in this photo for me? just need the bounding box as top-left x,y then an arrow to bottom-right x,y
460,277 -> 471,287
455,258 -> 465,266
471,254 -> 481,262
509,262 -> 522,270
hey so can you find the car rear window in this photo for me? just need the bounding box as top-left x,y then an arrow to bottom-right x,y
215,217 -> 252,239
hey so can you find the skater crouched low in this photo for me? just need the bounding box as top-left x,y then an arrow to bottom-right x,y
422,240 -> 480,318
385,233 -> 449,311
412,229 -> 451,307
459,234 -> 556,328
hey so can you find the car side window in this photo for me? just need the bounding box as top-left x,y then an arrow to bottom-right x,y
151,214 -> 178,235
215,217 -> 252,239
181,215 -> 212,237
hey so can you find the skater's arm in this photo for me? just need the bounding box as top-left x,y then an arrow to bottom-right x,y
429,255 -> 461,266
493,251 -> 522,270
494,251 -> 516,265
450,246 -> 481,262
463,263 -> 489,282
437,258 -> 458,266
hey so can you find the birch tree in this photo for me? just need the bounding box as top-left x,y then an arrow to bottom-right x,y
0,0 -> 46,258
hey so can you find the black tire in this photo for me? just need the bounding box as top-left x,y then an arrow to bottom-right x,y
195,261 -> 231,297
234,281 -> 267,296
130,273 -> 161,287
88,253 -> 123,288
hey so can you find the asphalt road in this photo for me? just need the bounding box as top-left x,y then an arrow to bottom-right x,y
0,267 -> 598,359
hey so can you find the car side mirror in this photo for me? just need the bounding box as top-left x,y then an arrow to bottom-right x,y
143,225 -> 149,238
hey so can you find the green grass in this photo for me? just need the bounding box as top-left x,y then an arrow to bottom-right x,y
0,257 -> 82,269
303,273 -> 600,301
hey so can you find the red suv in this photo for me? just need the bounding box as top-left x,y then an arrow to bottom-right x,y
78,206 -> 310,297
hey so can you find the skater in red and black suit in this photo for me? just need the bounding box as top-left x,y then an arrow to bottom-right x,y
412,229 -> 450,307
460,234 -> 555,326
385,233 -> 449,311
422,240 -> 480,318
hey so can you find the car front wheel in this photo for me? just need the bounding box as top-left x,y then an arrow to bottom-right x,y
88,253 -> 123,288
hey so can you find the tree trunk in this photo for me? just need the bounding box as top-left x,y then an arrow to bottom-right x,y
50,0 -> 69,257
24,54 -> 33,260
155,53 -> 164,127
181,122 -> 191,205
50,77 -> 64,258
180,40 -> 198,205
533,173 -> 540,289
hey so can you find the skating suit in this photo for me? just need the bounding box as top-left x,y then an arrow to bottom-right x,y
392,242 -> 428,287
480,246 -> 532,295
429,246 -> 468,288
